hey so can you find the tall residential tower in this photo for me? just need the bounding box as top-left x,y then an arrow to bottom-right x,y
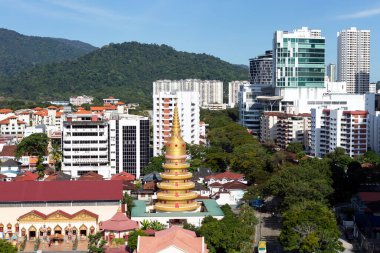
337,27 -> 370,94
249,50 -> 273,85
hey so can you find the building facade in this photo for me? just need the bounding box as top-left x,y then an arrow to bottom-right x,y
310,109 -> 368,157
249,50 -> 273,85
326,63 -> 336,82
153,79 -> 223,106
153,91 -> 200,156
337,27 -> 370,94
69,95 -> 94,106
108,114 -> 150,179
274,27 -> 325,88
228,81 -> 250,108
62,114 -> 109,178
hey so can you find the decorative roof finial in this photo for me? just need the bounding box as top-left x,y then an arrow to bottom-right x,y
171,106 -> 181,137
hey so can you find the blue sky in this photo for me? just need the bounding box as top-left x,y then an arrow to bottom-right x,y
1,0 -> 380,81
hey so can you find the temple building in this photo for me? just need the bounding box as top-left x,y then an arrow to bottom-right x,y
131,107 -> 224,226
155,107 -> 199,212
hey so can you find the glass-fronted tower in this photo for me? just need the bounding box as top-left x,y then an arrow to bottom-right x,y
273,27 -> 325,88
249,50 -> 273,85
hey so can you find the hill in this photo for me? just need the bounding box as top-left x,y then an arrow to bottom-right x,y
0,42 -> 248,107
0,28 -> 96,75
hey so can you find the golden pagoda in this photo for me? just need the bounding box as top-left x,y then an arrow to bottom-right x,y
154,107 -> 199,212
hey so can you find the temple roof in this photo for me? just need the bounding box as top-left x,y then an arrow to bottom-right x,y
137,226 -> 208,253
100,211 -> 139,231
111,171 -> 135,181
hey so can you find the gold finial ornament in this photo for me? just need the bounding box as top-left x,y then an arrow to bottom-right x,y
154,106 -> 199,212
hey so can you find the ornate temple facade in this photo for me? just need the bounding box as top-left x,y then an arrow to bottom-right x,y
154,107 -> 199,212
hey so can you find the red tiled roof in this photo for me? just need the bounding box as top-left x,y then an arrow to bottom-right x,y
143,181 -> 156,190
75,110 -> 92,115
343,110 -> 368,116
205,171 -> 244,181
137,226 -> 208,253
0,116 -> 26,125
358,192 -> 380,203
116,101 -> 125,105
123,181 -> 136,191
0,180 -> 123,202
100,211 -> 138,231
14,171 -> 39,181
208,182 -> 223,187
0,145 -> 17,157
222,181 -> 248,190
0,174 -> 7,179
33,107 -> 43,111
78,171 -> 103,181
47,106 -> 57,109
90,106 -> 106,111
0,109 -> 13,114
111,172 -> 135,181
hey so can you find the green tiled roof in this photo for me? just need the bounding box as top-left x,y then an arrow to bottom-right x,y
131,199 -> 224,218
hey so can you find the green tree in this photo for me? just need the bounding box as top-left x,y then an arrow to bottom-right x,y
50,143 -> 63,171
286,142 -> 304,154
15,133 -> 48,159
127,230 -> 147,251
0,239 -> 17,253
143,156 -> 164,175
280,201 -> 343,253
88,232 -> 106,253
122,193 -> 135,217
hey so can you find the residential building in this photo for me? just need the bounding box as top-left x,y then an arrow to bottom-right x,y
214,181 -> 248,206
310,109 -> 368,157
249,50 -> 273,85
326,63 -> 336,82
153,91 -> 199,156
369,82 -> 377,93
108,114 -> 150,179
62,113 -> 110,178
153,79 -> 223,106
274,27 -> 325,88
204,171 -> 247,185
337,27 -> 370,94
103,96 -> 120,105
0,109 -> 14,121
69,95 -> 94,106
199,121 -> 208,146
0,116 -> 26,139
260,112 -> 310,149
201,103 -> 227,110
228,80 -> 250,108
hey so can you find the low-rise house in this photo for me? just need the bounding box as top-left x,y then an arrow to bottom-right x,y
194,182 -> 210,198
193,167 -> 213,184
204,171 -> 247,185
13,171 -> 39,181
111,171 -> 136,182
0,159 -> 21,178
351,192 -> 380,214
214,181 -> 248,206
136,226 -> 209,253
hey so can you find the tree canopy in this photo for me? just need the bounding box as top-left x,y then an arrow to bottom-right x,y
15,133 -> 48,159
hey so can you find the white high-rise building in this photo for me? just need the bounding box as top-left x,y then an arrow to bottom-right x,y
228,81 -> 250,108
153,91 -> 200,156
108,114 -> 150,179
153,79 -> 223,106
310,109 -> 368,157
62,113 -> 110,178
337,27 -> 370,94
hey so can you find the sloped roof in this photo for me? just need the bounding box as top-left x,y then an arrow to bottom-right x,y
111,171 -> 135,181
143,181 -> 156,190
44,171 -> 71,181
222,181 -> 248,190
0,159 -> 21,167
78,171 -> 103,181
0,145 -> 17,157
137,226 -> 208,253
14,171 -> 39,181
143,172 -> 161,182
99,211 -> 138,231
205,171 -> 244,181
18,209 -> 98,221
123,181 -> 136,191
0,109 -> 13,114
0,180 -> 123,202
0,116 -> 26,125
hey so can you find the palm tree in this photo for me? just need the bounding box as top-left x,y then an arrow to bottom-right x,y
50,144 -> 63,171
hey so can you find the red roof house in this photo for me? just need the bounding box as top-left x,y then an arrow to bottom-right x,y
78,171 -> 103,181
99,211 -> 139,232
111,172 -> 135,182
14,171 -> 39,181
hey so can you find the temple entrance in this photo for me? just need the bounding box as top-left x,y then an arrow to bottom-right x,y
28,226 -> 36,240
169,219 -> 186,226
79,225 -> 87,237
54,225 -> 62,235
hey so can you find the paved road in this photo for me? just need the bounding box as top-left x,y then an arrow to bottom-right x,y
255,212 -> 283,253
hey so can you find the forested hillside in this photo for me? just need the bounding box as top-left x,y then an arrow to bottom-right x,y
0,42 -> 248,107
0,28 -> 96,75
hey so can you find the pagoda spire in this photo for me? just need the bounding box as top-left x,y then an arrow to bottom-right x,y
154,106 -> 199,212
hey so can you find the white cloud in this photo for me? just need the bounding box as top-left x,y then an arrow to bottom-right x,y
338,7 -> 380,19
